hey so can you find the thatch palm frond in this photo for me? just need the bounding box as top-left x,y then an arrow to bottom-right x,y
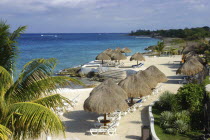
7,102 -> 65,140
0,124 -> 12,140
32,94 -> 73,110
0,66 -> 13,92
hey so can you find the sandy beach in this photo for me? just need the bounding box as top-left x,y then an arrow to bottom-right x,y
50,55 -> 183,140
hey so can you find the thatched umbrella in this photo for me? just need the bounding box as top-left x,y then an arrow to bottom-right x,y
145,65 -> 168,83
136,70 -> 158,89
185,55 -> 204,64
182,46 -> 196,54
121,47 -> 132,55
84,79 -> 128,125
95,53 -> 111,64
115,47 -> 122,52
105,49 -> 118,57
118,74 -> 152,104
176,58 -> 204,76
184,51 -> 197,59
103,49 -> 112,56
130,52 -> 145,65
111,52 -> 127,62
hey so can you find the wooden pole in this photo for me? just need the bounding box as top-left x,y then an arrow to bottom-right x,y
104,114 -> 107,126
131,97 -> 134,104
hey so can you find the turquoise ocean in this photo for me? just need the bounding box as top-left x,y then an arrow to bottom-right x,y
17,33 -> 159,74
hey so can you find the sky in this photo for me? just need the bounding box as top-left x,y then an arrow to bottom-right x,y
0,0 -> 210,33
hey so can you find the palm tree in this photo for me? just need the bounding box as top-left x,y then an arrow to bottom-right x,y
0,58 -> 82,139
154,41 -> 165,56
0,20 -> 26,74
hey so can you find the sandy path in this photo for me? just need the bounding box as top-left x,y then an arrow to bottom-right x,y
49,55 -> 183,140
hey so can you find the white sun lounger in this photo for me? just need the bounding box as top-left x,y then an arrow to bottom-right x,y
90,122 -> 119,136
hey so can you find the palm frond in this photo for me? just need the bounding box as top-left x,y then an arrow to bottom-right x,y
5,58 -> 57,101
0,66 -> 13,94
32,94 -> 73,110
9,26 -> 27,40
7,102 -> 65,139
0,124 -> 12,140
6,76 -> 82,103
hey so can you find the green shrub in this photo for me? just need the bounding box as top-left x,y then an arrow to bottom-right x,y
176,84 -> 204,113
174,120 -> 189,134
156,91 -> 178,111
202,76 -> 210,86
160,111 -> 175,128
165,128 -> 177,135
176,83 -> 205,130
174,110 -> 190,124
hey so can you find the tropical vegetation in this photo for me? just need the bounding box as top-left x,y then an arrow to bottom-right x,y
129,26 -> 210,40
0,21 -> 82,139
154,41 -> 165,56
0,21 -> 26,74
154,84 -> 206,138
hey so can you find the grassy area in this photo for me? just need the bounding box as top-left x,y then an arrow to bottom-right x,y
152,107 -> 202,140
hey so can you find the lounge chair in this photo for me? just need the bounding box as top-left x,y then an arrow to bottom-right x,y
127,105 -> 136,113
133,99 -> 143,109
90,122 -> 119,136
132,63 -> 144,68
97,116 -> 116,122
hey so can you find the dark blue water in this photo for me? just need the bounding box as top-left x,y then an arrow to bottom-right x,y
17,33 -> 159,73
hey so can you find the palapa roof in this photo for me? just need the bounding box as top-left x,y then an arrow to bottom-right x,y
111,52 -> 127,60
115,47 -> 122,52
136,70 -> 158,89
185,55 -> 204,64
145,65 -> 168,83
84,79 -> 128,114
103,49 -> 112,55
105,49 -> 118,57
176,58 -> 204,76
121,47 -> 132,53
182,46 -> 196,54
95,53 -> 111,60
184,51 -> 197,59
118,74 -> 152,98
130,52 -> 145,61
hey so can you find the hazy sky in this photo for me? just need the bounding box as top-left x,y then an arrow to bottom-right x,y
1,0 -> 210,33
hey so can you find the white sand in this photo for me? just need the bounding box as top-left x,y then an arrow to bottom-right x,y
50,55 -> 183,140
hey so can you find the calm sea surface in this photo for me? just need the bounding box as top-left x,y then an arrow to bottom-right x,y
17,33 -> 159,74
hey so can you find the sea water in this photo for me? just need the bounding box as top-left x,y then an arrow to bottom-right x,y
17,33 -> 159,74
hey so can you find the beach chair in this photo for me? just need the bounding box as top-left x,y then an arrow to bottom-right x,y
178,79 -> 188,84
94,117 -> 120,128
127,105 -> 136,113
132,63 -> 144,68
152,88 -> 158,95
90,122 -> 118,136
97,115 -> 117,122
133,99 -> 143,109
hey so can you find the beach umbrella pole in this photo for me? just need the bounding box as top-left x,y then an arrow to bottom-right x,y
102,60 -> 104,64
137,60 -> 138,65
104,114 -> 107,126
131,97 -> 134,104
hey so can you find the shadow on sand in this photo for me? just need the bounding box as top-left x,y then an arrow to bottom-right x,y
125,135 -> 141,140
63,110 -> 99,134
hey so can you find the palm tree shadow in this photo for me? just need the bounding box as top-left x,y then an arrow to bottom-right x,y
62,110 -> 99,134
